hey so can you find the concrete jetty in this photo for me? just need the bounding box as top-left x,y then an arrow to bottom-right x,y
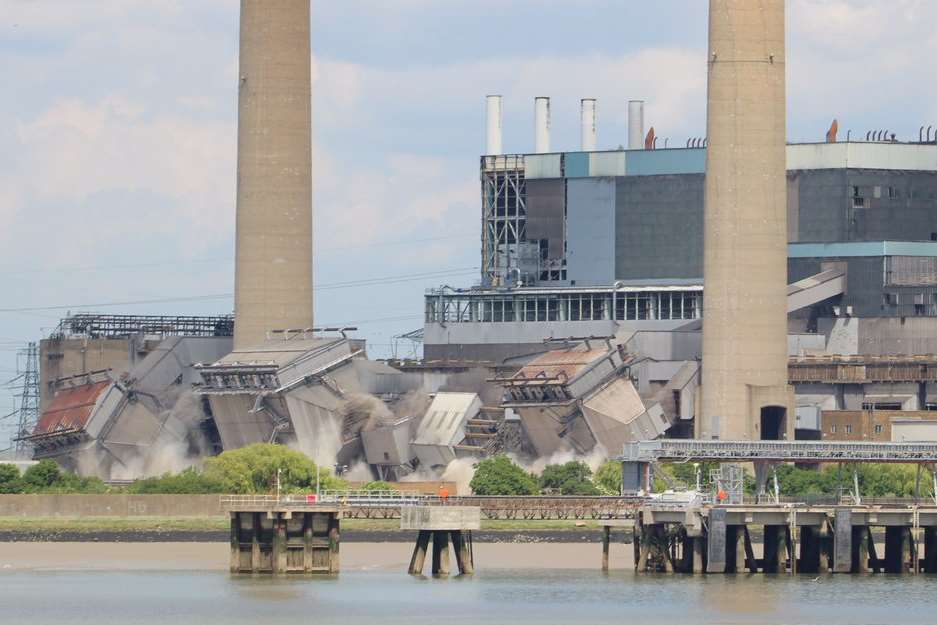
633,503 -> 937,575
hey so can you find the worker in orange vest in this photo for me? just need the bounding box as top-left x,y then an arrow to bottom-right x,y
439,485 -> 450,501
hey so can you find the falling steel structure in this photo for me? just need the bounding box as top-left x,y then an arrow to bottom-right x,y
234,0 -> 314,349
700,0 -> 793,440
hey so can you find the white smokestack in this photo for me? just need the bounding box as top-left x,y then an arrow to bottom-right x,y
534,97 -> 551,153
580,98 -> 597,151
628,100 -> 645,150
486,95 -> 503,155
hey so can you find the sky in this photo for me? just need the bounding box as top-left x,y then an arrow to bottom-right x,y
2,0 -> 937,448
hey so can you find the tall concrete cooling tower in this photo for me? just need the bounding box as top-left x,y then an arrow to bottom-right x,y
699,0 -> 793,440
234,0 -> 313,349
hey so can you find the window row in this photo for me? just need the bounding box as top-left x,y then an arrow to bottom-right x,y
426,291 -> 702,324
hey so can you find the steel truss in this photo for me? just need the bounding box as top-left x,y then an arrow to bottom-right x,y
622,440 -> 937,464
52,313 -> 234,339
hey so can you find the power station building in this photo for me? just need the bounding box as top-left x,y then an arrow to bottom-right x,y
424,112 -> 937,445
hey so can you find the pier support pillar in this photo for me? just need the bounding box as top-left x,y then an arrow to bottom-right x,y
725,526 -> 748,573
274,515 -> 288,574
866,528 -> 881,574
707,509 -> 727,573
251,513 -> 263,572
818,521 -> 831,574
884,526 -> 912,574
452,530 -> 474,575
680,531 -> 702,574
852,526 -> 870,574
432,531 -> 451,576
409,530 -> 431,575
693,535 -> 706,574
884,526 -> 900,574
602,525 -> 610,572
764,526 -> 787,574
833,509 -> 852,573
229,512 -> 240,574
799,526 -> 821,574
328,514 -> 340,574
924,528 -> 937,573
788,526 -> 798,575
743,527 -> 757,573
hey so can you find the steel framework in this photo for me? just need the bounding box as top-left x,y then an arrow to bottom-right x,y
481,155 -> 527,285
51,313 -> 234,339
622,440 -> 937,464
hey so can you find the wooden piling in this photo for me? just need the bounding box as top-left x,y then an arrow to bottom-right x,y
303,514 -> 314,572
328,514 -> 341,575
601,525 -> 610,572
229,512 -> 240,574
251,512 -> 262,572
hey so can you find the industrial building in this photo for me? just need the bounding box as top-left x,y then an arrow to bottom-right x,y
24,315 -> 233,475
424,91 -> 937,448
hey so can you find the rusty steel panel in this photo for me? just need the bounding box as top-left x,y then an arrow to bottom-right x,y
511,349 -> 610,385
32,381 -> 110,436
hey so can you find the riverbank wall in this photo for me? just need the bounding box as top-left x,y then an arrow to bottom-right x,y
0,495 -> 224,517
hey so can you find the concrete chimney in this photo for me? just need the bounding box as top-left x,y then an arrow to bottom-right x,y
699,0 -> 793,440
486,95 -> 503,155
581,98 -> 597,151
234,0 -> 314,349
628,100 -> 644,150
534,97 -> 551,153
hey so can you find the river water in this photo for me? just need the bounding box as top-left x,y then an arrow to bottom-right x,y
2,568 -> 934,625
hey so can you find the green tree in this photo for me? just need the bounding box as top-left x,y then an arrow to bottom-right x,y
594,461 -> 622,495
360,481 -> 397,493
0,464 -> 22,494
22,460 -> 62,490
203,443 -> 345,494
539,461 -> 600,495
128,467 -> 226,494
469,456 -> 538,496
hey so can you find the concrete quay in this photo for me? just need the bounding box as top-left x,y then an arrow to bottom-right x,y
633,503 -> 937,575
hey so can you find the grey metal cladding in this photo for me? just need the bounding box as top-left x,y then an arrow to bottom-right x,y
614,174 -> 704,280
566,178 -> 616,285
525,179 -> 566,259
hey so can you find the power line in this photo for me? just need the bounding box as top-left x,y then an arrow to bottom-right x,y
0,267 -> 478,313
0,234 -> 473,277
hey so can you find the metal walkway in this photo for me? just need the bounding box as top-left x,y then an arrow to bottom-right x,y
621,440 -> 937,463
